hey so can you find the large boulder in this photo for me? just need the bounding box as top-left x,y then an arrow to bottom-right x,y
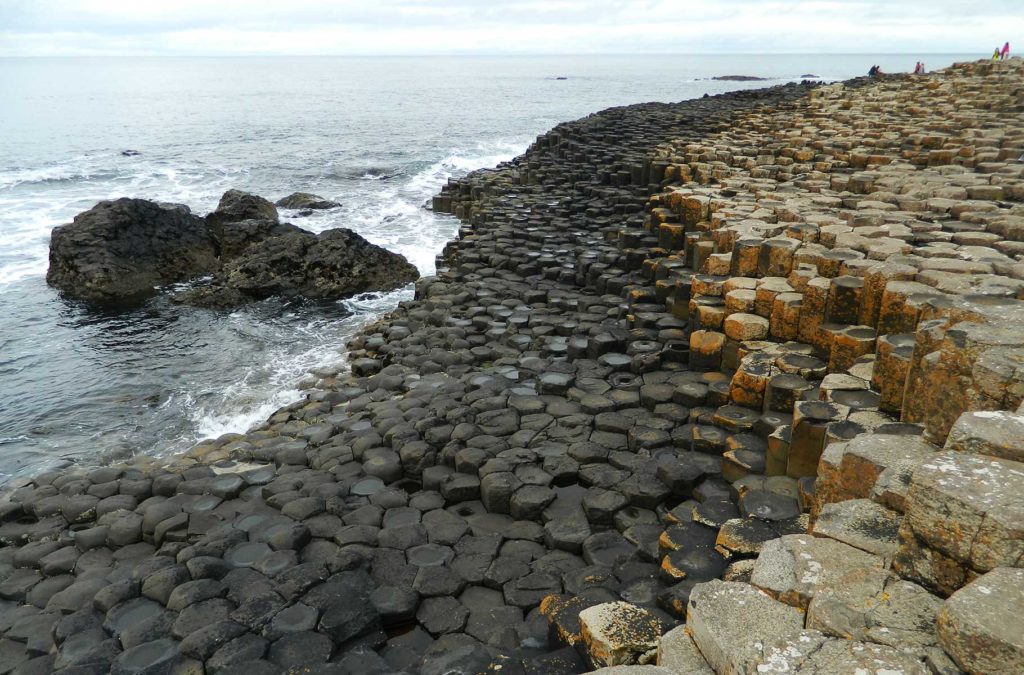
275,192 -> 341,210
46,198 -> 219,304
178,228 -> 419,308
48,190 -> 417,309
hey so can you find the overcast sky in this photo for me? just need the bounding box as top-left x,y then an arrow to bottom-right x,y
1,1 -> 1020,56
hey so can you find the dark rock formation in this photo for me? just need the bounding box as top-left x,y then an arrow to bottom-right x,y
275,193 -> 341,210
46,198 -> 219,304
712,75 -> 768,81
176,228 -> 419,308
47,189 -> 417,308
215,219 -> 306,261
206,189 -> 279,230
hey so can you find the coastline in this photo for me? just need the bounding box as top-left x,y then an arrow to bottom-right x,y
2,59 -> 1023,673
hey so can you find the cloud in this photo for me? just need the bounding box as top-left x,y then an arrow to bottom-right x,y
0,0 -> 1020,56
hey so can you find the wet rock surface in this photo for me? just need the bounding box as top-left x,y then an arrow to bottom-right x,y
46,198 -> 218,304
15,59 -> 1024,673
47,188 -> 417,308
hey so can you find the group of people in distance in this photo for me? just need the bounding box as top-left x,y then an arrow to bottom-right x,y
869,43 -> 1012,79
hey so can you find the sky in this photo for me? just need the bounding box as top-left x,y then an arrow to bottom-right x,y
0,0 -> 1020,57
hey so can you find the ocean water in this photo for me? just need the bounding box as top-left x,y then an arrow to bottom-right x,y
0,53 -> 976,482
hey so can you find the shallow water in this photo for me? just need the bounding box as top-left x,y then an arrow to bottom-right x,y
0,53 -> 976,482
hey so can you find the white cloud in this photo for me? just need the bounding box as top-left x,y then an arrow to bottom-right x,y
0,0 -> 1020,55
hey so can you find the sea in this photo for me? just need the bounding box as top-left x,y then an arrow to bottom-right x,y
0,54 -> 977,483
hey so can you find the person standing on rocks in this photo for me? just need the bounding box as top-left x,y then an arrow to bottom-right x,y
993,47 -> 1002,60
1001,42 -> 1010,59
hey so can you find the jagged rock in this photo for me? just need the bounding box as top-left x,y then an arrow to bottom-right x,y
46,198 -> 218,304
213,219 -> 305,261
206,189 -> 278,228
275,192 -> 341,210
176,227 -> 418,308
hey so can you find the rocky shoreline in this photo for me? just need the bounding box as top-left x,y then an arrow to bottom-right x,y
2,59 -> 1024,674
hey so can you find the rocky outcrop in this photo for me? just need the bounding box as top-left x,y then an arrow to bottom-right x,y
275,192 -> 341,210
47,189 -> 417,307
177,228 -> 419,308
46,198 -> 219,304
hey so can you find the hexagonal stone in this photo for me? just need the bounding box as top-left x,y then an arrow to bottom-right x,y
178,619 -> 248,661
656,625 -> 712,673
579,601 -> 661,669
902,451 -> 1024,574
267,631 -> 332,668
103,597 -> 164,636
370,585 -> 419,627
751,534 -> 885,609
166,579 -> 227,611
110,638 -> 195,675
752,630 -> 931,674
416,596 -> 469,636
414,565 -> 467,597
308,573 -> 381,643
938,567 -> 1024,674
811,499 -> 901,559
809,565 -> 935,639
224,542 -> 272,569
944,410 -> 1024,462
172,598 -> 233,639
738,490 -> 800,522
685,580 -> 803,674
208,633 -> 269,672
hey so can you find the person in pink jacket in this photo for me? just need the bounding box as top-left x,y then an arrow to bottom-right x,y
1002,42 -> 1010,59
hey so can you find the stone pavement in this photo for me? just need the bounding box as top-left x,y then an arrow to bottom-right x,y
2,59 -> 1024,674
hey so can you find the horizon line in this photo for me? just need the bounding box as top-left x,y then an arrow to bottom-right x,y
0,51 -> 986,58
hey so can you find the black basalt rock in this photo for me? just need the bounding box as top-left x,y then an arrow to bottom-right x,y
46,198 -> 218,304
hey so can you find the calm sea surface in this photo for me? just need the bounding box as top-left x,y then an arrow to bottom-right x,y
0,54 -> 976,482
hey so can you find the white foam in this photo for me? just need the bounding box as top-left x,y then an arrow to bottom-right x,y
0,136 -> 528,461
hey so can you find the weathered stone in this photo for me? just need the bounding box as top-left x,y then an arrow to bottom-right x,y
937,567 -> 1024,675
901,451 -> 1024,576
944,410 -> 1024,462
655,625 -> 713,673
686,580 -> 804,674
751,534 -> 885,608
579,601 -> 661,669
811,498 -> 901,559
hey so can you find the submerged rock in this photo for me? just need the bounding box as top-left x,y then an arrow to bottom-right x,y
275,192 -> 341,210
46,198 -> 219,304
